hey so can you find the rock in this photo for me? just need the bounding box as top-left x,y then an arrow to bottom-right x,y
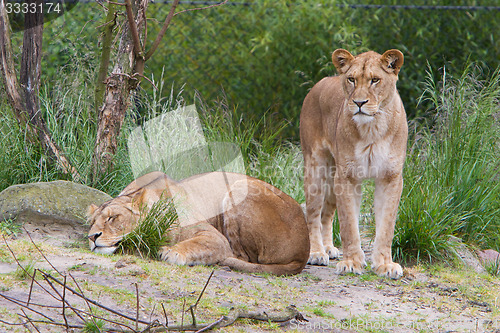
0,180 -> 112,224
477,249 -> 500,265
449,235 -> 486,274
0,181 -> 112,245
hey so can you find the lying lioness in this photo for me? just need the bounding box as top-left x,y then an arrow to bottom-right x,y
87,171 -> 310,276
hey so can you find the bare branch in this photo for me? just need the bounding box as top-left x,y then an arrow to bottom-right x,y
124,0 -> 144,57
144,0 -> 179,61
174,0 -> 228,16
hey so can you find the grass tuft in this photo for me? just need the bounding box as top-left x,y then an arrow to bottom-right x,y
394,65 -> 500,265
117,197 -> 178,259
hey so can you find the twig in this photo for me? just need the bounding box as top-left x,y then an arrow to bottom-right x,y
144,0 -> 179,61
1,235 -> 61,302
27,268 -> 37,306
68,272 -> 102,332
161,303 -> 168,327
193,316 -> 224,333
41,271 -> 150,325
62,275 -> 69,330
21,309 -> 41,333
188,269 -> 214,327
174,0 -> 228,16
135,282 -> 140,331
23,227 -> 63,276
124,0 -> 144,57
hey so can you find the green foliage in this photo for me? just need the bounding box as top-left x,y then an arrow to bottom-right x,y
83,318 -> 105,333
0,219 -> 21,237
342,0 -> 500,119
117,198 -> 178,259
145,0 -> 363,138
14,261 -> 36,281
394,65 -> 500,264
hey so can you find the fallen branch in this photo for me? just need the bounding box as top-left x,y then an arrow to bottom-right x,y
0,232 -> 307,332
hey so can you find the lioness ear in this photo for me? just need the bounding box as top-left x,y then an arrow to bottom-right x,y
131,188 -> 160,212
332,49 -> 354,74
86,204 -> 98,218
381,49 -> 404,75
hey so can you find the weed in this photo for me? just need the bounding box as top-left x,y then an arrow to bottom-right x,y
14,261 -> 36,280
484,257 -> 500,277
0,219 -> 21,237
83,318 -> 105,333
117,197 -> 177,259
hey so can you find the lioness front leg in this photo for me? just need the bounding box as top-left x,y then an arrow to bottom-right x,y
372,175 -> 404,279
159,223 -> 232,266
335,174 -> 365,274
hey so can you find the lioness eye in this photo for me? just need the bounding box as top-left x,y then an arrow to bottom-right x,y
347,77 -> 355,84
371,78 -> 380,84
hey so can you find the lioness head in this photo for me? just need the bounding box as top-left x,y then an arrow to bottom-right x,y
332,49 -> 404,122
87,188 -> 160,254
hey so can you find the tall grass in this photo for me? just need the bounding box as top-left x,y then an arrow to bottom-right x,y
394,66 -> 500,264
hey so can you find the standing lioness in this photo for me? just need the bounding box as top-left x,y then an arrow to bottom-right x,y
300,49 -> 407,279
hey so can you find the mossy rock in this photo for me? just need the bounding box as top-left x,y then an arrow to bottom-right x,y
0,181 -> 112,225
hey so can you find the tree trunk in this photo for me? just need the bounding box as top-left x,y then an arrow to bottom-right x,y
92,0 -> 148,181
0,0 -> 80,180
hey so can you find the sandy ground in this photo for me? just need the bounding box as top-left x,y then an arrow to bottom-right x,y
0,221 -> 499,332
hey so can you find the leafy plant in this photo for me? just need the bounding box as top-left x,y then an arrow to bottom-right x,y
117,198 -> 178,259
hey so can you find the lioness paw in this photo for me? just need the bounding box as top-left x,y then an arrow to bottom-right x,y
373,262 -> 403,279
159,248 -> 187,266
324,245 -> 340,259
307,251 -> 329,266
335,259 -> 364,275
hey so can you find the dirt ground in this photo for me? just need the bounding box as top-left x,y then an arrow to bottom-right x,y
0,220 -> 499,333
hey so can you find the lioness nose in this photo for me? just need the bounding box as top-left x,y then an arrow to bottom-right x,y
354,100 -> 368,108
88,232 -> 102,243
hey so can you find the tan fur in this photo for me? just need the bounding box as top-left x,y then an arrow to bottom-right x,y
87,171 -> 310,276
300,49 -> 407,279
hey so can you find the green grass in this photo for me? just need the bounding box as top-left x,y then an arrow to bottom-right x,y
117,197 -> 178,259
394,65 -> 500,265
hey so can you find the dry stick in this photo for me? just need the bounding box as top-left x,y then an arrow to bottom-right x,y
1,235 -> 61,303
23,227 -> 63,276
193,316 -> 225,333
173,0 -> 229,17
188,269 -> 214,327
21,309 -> 41,333
180,298 -> 186,331
27,268 -> 37,307
38,273 -> 88,324
68,272 -> 104,333
62,275 -> 69,330
0,293 -> 57,324
16,315 -> 84,330
135,282 -> 140,331
161,303 -> 168,328
42,272 -> 150,325
144,0 -> 179,61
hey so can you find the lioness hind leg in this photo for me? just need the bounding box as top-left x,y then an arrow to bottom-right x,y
304,151 -> 331,265
321,171 -> 339,259
159,223 -> 232,266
